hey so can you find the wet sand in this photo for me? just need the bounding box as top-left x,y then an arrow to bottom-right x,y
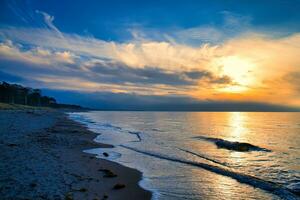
0,109 -> 151,200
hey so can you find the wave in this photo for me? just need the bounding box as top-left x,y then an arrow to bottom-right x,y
128,131 -> 142,142
99,123 -> 122,130
68,113 -> 95,124
69,113 -> 144,143
288,183 -> 300,195
178,148 -> 230,167
120,145 -> 299,200
194,136 -> 271,152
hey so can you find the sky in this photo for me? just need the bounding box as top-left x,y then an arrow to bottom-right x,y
0,0 -> 300,110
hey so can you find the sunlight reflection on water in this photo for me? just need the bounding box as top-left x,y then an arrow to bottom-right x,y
69,111 -> 300,200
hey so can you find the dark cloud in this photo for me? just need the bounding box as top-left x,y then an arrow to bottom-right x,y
90,62 -> 193,85
89,61 -> 233,86
184,70 -> 211,79
210,75 -> 232,84
184,70 -> 232,84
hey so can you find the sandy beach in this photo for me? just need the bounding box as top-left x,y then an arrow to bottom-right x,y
0,109 -> 151,200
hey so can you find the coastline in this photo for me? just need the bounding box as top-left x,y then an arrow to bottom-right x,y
0,109 -> 151,200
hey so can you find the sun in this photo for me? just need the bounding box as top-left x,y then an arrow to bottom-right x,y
220,85 -> 248,93
217,56 -> 256,93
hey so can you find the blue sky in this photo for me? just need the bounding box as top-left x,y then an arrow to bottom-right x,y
1,0 -> 300,110
2,0 -> 300,41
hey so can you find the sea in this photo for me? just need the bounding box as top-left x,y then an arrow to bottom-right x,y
68,111 -> 300,200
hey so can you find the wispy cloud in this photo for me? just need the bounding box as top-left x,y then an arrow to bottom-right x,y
35,10 -> 63,37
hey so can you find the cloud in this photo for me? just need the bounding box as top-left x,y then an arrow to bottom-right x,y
173,27 -> 224,44
183,70 -> 232,84
127,11 -> 253,45
0,27 -> 114,59
221,10 -> 252,29
35,10 -> 63,37
87,60 -> 232,86
0,40 -> 233,97
283,72 -> 300,93
0,40 -> 76,65
0,10 -> 300,107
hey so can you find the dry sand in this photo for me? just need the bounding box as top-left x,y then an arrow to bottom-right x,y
0,109 -> 151,200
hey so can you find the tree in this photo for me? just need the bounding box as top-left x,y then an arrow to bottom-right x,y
0,81 -> 81,109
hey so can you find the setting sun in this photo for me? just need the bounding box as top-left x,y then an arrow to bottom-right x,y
218,56 -> 255,92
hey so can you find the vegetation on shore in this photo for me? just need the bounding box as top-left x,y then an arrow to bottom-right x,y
0,81 -> 82,110
0,102 -> 47,110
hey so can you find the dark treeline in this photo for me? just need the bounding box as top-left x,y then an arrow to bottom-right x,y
0,81 -> 82,109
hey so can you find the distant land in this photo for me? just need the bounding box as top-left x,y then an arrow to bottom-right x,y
2,81 -> 300,112
44,89 -> 300,112
0,81 -> 83,110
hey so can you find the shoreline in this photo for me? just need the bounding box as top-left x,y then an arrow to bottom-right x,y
0,109 -> 152,200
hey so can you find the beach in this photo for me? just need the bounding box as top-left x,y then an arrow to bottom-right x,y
0,109 -> 151,200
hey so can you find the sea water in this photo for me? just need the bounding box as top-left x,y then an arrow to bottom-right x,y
69,111 -> 300,200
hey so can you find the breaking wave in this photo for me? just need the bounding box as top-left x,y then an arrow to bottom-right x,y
121,145 -> 299,200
